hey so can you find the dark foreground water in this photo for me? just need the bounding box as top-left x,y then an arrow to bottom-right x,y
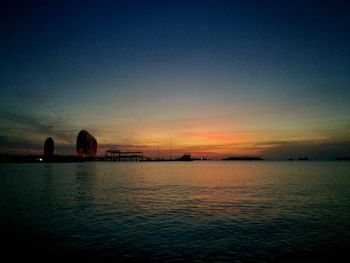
1,161 -> 350,262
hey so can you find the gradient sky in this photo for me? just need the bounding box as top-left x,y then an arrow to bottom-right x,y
1,0 -> 350,159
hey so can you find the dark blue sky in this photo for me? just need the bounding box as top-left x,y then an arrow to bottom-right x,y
1,0 -> 350,159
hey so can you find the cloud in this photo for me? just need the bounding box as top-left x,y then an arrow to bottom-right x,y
0,108 -> 80,154
0,134 -> 41,154
252,139 -> 350,160
0,109 -> 76,142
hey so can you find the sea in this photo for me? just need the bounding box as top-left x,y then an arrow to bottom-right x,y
1,161 -> 350,262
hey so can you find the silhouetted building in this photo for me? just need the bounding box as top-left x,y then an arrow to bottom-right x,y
76,130 -> 97,157
44,137 -> 54,157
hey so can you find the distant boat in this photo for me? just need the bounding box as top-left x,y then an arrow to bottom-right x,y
298,156 -> 309,161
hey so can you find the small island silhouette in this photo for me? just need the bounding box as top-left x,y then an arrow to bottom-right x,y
222,156 -> 263,161
336,157 -> 350,161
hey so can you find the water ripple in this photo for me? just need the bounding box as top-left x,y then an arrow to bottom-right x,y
1,161 -> 350,261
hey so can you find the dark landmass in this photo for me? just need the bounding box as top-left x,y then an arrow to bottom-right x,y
192,157 -> 207,161
176,154 -> 193,161
0,154 -> 104,163
289,157 -> 313,161
141,154 -> 207,162
222,156 -> 263,161
140,159 -> 169,162
336,157 -> 350,161
0,154 -> 207,163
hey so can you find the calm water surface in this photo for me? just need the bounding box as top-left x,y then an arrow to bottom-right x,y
1,161 -> 350,262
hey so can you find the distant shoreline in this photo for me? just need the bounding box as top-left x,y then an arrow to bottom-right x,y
1,154 -> 350,163
222,156 -> 263,161
0,155 -> 92,163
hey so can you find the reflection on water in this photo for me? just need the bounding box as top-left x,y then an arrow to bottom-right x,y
1,161 -> 350,262
75,164 -> 96,205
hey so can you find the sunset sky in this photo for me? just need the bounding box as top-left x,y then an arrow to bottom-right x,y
1,0 -> 350,159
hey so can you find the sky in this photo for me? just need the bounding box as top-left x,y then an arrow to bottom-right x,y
1,0 -> 350,159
